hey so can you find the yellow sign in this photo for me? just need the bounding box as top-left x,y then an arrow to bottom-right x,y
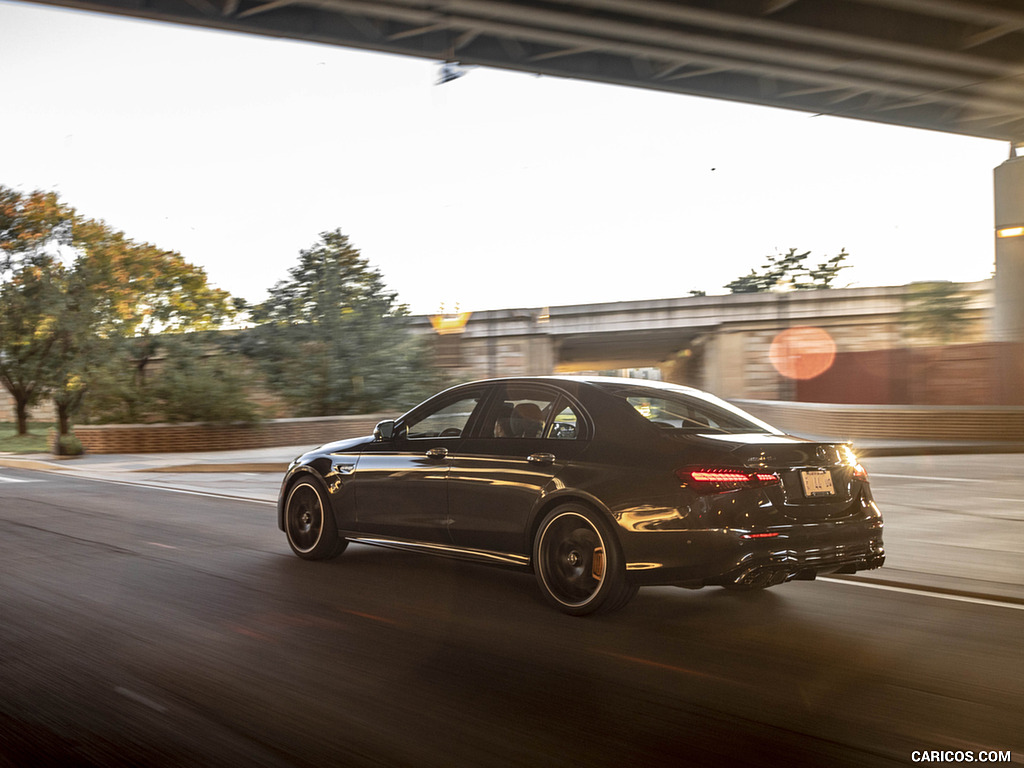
429,312 -> 472,335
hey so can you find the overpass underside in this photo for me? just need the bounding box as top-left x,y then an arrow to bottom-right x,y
553,327 -> 706,375
21,0 -> 1024,143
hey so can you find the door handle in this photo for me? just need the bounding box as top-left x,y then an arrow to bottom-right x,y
425,447 -> 449,460
527,452 -> 556,465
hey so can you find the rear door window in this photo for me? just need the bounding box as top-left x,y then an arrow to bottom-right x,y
481,384 -> 587,440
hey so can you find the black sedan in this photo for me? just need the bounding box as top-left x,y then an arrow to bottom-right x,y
278,376 -> 884,615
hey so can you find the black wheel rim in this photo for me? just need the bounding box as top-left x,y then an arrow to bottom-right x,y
287,483 -> 323,553
539,512 -> 606,606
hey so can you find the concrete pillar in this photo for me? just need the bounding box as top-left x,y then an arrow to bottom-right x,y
993,148 -> 1024,342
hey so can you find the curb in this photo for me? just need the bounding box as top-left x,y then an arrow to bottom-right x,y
0,457 -> 71,472
142,463 -> 289,473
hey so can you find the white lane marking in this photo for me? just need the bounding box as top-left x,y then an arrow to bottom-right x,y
0,474 -> 37,483
870,473 -> 985,483
42,473 -> 277,505
819,577 -> 1024,611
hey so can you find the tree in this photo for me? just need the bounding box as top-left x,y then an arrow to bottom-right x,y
0,187 -> 70,273
0,257 -> 65,434
726,247 -> 849,293
144,333 -> 259,424
69,217 -> 236,428
241,229 -> 437,416
0,185 -> 239,436
901,281 -> 973,345
0,188 -> 74,434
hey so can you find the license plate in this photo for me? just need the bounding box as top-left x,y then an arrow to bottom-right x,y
801,469 -> 835,497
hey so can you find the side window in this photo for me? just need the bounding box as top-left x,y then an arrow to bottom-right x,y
485,385 -> 557,439
628,396 -> 715,430
547,403 -> 581,440
481,386 -> 584,440
405,394 -> 481,439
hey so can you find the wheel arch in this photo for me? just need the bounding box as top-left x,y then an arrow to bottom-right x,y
525,489 -> 615,568
278,465 -> 332,531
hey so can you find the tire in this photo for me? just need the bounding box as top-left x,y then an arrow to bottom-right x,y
284,476 -> 347,560
533,503 -> 637,616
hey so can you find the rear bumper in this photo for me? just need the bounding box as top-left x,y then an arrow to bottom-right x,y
621,514 -> 885,588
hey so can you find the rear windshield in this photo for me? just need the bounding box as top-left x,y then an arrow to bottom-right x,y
599,384 -> 781,435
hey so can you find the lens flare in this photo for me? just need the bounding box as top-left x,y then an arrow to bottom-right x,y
769,326 -> 837,380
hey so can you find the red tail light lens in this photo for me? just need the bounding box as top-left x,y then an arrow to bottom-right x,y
852,463 -> 868,481
676,467 -> 780,494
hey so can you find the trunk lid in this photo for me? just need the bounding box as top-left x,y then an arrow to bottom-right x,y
688,433 -> 865,520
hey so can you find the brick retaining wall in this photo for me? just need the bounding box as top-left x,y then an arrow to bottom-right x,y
71,414 -> 395,454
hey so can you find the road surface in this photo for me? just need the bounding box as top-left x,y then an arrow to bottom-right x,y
1,455 -> 1020,766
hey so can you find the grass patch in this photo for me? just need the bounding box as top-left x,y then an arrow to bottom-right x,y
0,423 -> 56,454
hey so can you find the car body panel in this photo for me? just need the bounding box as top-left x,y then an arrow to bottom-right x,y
353,435 -> 457,543
447,435 -> 583,553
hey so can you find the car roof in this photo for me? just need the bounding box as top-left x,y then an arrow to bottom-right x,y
462,375 -> 705,396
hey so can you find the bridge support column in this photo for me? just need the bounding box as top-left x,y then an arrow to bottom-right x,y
993,146 -> 1024,404
994,147 -> 1024,342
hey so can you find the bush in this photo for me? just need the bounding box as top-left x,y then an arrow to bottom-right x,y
53,432 -> 84,456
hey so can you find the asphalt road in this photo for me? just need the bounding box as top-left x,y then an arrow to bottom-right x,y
1,456 -> 1021,767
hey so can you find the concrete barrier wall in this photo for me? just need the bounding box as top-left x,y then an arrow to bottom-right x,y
734,400 -> 1024,442
72,414 -> 395,454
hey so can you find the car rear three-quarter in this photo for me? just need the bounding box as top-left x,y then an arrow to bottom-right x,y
578,381 -> 884,591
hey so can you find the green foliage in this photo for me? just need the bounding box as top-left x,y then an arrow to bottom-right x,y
73,217 -> 233,337
240,229 -> 439,416
53,432 -> 84,456
0,188 -> 72,434
146,335 -> 259,424
901,281 -> 973,345
76,338 -> 155,424
726,247 -> 850,293
0,187 -> 70,273
0,185 -> 243,434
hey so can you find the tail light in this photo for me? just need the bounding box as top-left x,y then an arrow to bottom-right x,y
675,467 -> 780,494
841,445 -> 868,481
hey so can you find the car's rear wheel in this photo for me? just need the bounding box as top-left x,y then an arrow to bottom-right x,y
533,503 -> 637,616
284,477 -> 347,560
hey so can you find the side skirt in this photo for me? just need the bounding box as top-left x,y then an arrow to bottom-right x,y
344,534 -> 531,569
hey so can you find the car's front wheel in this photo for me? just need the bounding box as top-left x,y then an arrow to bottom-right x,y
533,503 -> 637,616
284,477 -> 347,560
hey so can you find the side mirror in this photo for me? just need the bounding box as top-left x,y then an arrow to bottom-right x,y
373,420 -> 397,441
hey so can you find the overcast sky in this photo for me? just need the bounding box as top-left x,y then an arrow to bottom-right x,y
0,0 -> 1012,315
